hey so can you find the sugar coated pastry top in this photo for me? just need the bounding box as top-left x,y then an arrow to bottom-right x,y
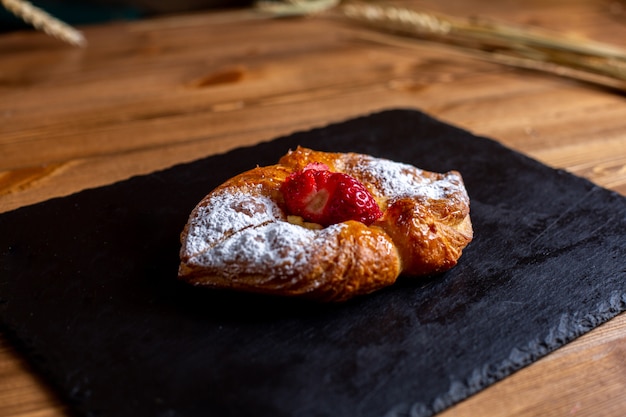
178,147 -> 473,302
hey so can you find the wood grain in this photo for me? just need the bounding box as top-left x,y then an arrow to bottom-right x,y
0,1 -> 625,416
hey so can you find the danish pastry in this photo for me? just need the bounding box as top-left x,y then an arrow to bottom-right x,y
178,147 -> 473,302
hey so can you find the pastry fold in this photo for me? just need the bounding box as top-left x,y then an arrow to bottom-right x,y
179,147 -> 473,302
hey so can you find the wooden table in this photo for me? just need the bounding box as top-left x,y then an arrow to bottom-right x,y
1,1 -> 625,416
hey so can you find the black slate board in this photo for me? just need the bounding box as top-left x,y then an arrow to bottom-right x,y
1,109 -> 625,417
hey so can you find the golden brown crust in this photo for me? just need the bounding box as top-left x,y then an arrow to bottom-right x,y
178,146 -> 472,302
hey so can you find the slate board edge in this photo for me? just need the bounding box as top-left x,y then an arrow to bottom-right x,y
390,291 -> 626,417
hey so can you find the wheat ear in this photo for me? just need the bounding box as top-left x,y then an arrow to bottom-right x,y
341,2 -> 626,91
2,0 -> 86,46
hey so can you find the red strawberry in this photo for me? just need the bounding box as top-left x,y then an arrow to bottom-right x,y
281,163 -> 382,226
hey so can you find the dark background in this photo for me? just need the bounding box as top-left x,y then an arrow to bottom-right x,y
0,0 -> 254,32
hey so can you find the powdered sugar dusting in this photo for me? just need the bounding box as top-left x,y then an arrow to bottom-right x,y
190,222 -> 345,279
348,156 -> 467,203
181,183 -> 348,278
181,186 -> 284,258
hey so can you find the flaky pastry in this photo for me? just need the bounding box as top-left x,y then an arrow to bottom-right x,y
178,147 -> 473,302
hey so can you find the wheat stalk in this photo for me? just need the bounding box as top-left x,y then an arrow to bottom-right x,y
343,3 -> 626,59
255,0 -> 626,92
341,2 -> 626,91
256,0 -> 340,17
2,0 -> 86,46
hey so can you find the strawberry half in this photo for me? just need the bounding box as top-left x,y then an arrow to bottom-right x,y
280,163 -> 382,226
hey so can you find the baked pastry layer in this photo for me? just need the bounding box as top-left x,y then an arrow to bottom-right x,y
178,147 -> 473,301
